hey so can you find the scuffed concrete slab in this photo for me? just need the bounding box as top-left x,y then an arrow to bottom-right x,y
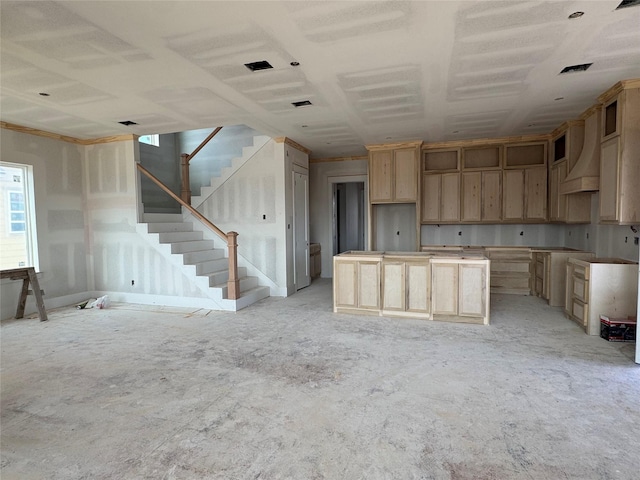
1,279 -> 639,479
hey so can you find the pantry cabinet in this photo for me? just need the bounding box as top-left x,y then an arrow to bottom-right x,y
597,83 -> 640,224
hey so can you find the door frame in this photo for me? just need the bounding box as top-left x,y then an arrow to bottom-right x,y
328,175 -> 369,257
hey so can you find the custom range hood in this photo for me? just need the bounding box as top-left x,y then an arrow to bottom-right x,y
560,107 -> 601,194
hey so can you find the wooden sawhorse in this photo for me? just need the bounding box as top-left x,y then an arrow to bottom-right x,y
0,267 -> 48,321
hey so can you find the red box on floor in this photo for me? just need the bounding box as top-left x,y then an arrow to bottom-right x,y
600,315 -> 636,342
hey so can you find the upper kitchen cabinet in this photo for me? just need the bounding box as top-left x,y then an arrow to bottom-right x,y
422,147 -> 460,224
597,81 -> 640,224
367,142 -> 421,204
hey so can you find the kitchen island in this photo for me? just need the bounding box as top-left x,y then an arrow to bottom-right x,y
333,251 -> 490,325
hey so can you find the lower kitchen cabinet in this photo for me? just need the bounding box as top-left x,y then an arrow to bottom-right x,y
532,249 -> 595,307
333,254 -> 382,314
334,251 -> 489,324
484,247 -> 532,295
382,260 -> 431,317
565,258 -> 638,335
431,260 -> 489,323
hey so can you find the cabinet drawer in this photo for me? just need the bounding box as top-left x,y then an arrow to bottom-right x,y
491,261 -> 531,274
572,264 -> 588,280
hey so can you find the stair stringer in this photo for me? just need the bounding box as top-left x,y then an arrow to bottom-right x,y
182,209 -> 285,298
191,135 -> 271,209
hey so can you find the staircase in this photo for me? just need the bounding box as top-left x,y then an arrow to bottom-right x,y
141,213 -> 270,311
190,135 -> 270,208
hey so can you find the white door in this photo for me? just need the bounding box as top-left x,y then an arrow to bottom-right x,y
294,171 -> 310,290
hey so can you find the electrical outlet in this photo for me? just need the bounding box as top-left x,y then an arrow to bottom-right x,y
131,280 -> 135,286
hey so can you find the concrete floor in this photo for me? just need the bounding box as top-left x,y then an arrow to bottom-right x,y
1,278 -> 639,480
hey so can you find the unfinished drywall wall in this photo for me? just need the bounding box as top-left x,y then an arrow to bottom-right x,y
309,158 -> 368,278
0,129 -> 89,320
139,133 -> 180,213
374,204 -> 417,251
195,139 -> 289,294
84,140 -> 212,304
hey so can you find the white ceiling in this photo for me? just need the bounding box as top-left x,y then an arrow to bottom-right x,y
1,1 -> 640,158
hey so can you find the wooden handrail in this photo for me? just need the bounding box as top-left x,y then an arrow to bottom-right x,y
137,163 -> 240,300
180,126 -> 223,204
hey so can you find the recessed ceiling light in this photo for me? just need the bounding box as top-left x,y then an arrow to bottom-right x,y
292,100 -> 312,108
290,61 -> 300,67
118,120 -> 138,126
559,63 -> 592,74
38,92 -> 50,96
616,0 -> 640,10
244,60 -> 273,72
568,11 -> 584,18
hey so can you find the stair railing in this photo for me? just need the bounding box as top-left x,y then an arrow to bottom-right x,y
180,126 -> 223,204
137,163 -> 240,300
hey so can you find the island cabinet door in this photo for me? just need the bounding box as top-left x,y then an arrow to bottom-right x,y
382,262 -> 406,311
458,264 -> 486,317
405,262 -> 430,314
431,263 -> 459,315
334,261 -> 357,308
357,261 -> 381,310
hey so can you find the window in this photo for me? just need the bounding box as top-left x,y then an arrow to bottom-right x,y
0,162 -> 38,270
139,134 -> 159,147
9,191 -> 26,232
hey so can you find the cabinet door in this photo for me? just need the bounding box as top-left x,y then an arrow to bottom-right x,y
334,261 -> 357,308
441,173 -> 461,222
394,148 -> 417,202
382,262 -> 405,311
421,174 -> 441,222
358,261 -> 381,309
599,137 -> 620,221
459,264 -> 486,317
525,167 -> 547,221
549,162 -> 567,221
370,151 -> 393,202
461,172 -> 481,222
502,170 -> 524,220
431,263 -> 458,315
482,170 -> 502,222
406,262 -> 430,314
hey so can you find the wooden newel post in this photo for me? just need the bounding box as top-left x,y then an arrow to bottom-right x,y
180,153 -> 191,204
226,231 -> 240,300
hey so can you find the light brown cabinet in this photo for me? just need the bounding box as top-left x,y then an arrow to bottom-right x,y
431,260 -> 488,322
369,147 -> 418,203
421,173 -> 460,223
532,249 -> 595,307
461,171 -> 501,222
333,251 -> 489,324
502,167 -> 547,222
382,260 -> 431,317
565,258 -> 638,335
598,84 -> 640,224
484,247 -> 532,295
333,255 -> 381,313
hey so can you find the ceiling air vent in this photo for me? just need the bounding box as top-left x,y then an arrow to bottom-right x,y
559,63 -> 592,74
118,120 -> 138,126
616,0 -> 640,9
244,61 -> 273,72
292,100 -> 313,107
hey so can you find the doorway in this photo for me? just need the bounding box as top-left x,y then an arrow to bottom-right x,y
333,182 -> 365,255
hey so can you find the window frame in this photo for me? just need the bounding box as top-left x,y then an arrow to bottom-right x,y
139,134 -> 159,147
0,162 -> 39,271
